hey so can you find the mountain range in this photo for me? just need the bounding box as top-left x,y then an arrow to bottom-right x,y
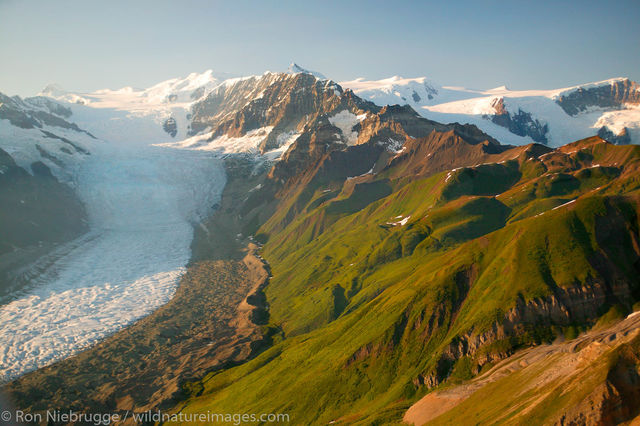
1,65 -> 640,424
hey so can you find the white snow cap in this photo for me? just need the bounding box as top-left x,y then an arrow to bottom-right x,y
287,62 -> 326,79
40,83 -> 68,98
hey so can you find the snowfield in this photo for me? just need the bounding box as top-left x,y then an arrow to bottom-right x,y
156,126 -> 275,153
39,69 -> 228,144
0,139 -> 225,382
342,76 -> 640,147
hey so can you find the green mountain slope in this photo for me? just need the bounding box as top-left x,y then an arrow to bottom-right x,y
173,125 -> 640,423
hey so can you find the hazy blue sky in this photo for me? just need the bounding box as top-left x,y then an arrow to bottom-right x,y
1,0 -> 638,96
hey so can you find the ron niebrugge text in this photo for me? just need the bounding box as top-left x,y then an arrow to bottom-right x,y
3,409 -> 290,425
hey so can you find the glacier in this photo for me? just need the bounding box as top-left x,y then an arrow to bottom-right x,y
0,134 -> 225,381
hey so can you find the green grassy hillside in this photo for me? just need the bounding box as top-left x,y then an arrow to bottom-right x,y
173,134 -> 640,424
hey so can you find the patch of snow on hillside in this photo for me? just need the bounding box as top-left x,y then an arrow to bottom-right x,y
386,215 -> 411,226
346,163 -> 376,180
552,198 -> 577,210
156,126 -> 274,154
263,131 -> 301,161
329,110 -> 363,145
382,138 -> 403,153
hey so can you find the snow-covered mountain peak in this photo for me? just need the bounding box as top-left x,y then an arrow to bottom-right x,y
287,63 -> 326,79
342,75 -> 438,93
139,70 -> 222,104
341,75 -> 442,108
40,83 -> 68,98
487,85 -> 509,92
38,69 -> 229,113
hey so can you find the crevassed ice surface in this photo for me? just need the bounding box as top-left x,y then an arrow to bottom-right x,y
0,141 -> 225,382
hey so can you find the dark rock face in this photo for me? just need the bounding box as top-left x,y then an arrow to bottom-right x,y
597,126 -> 631,145
0,148 -> 88,296
163,117 -> 177,137
421,270 -> 639,391
35,145 -> 63,167
488,98 -> 549,144
265,103 -> 438,194
421,82 -> 438,101
30,161 -> 54,178
40,130 -> 90,155
555,78 -> 640,116
0,93 -> 40,129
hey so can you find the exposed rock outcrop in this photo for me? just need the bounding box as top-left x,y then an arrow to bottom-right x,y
488,97 -> 549,144
556,78 -> 640,116
597,125 -> 631,145
162,116 -> 177,137
419,273 -> 638,390
405,313 -> 640,425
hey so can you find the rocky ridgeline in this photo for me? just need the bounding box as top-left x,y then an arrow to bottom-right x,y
189,73 -> 373,152
0,92 -> 93,137
555,78 -> 640,116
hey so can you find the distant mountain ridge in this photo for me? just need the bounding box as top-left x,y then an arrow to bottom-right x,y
13,66 -> 637,154
342,76 -> 640,145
